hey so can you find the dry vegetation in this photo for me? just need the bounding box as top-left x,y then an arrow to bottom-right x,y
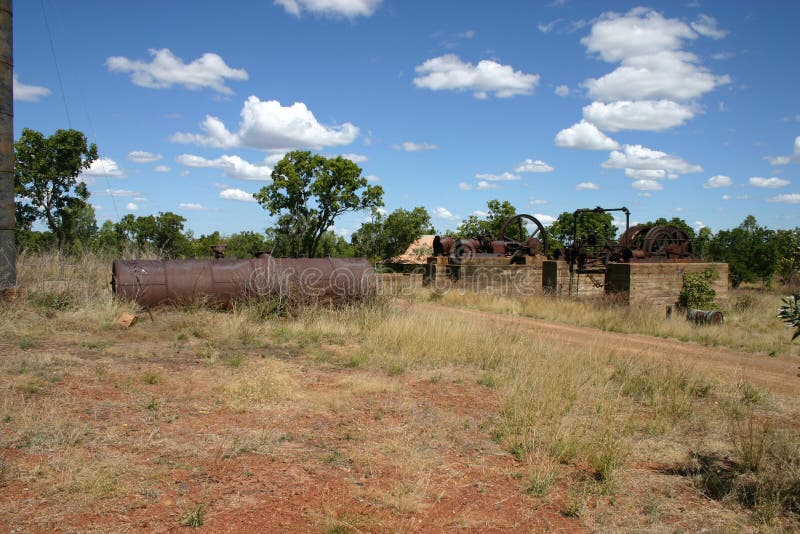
0,252 -> 799,532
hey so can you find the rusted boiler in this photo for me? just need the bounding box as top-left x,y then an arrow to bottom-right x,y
112,255 -> 376,307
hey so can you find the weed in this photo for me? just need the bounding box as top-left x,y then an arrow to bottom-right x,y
180,504 -> 204,527
526,465 -> 555,497
17,336 -> 38,350
142,372 -> 161,385
226,353 -> 245,368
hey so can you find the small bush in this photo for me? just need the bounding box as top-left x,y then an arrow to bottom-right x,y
679,270 -> 718,309
777,294 -> 800,341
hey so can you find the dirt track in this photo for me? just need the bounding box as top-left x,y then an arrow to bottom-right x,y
415,302 -> 800,397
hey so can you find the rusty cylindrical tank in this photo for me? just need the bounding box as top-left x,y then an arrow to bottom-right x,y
112,256 -> 377,307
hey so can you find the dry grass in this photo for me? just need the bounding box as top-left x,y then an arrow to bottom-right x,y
1,252 -> 799,531
406,285 -> 797,356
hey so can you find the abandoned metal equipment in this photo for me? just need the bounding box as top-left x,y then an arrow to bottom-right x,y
432,213 -> 548,263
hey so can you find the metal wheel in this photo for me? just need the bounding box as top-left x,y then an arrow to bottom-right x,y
642,226 -> 691,257
497,214 -> 548,255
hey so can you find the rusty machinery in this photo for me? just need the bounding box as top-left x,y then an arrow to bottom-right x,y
432,213 -> 548,263
112,250 -> 377,308
556,206 -> 694,276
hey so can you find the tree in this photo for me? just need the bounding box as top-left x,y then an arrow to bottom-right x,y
548,210 -> 617,250
254,151 -> 383,257
640,217 -> 696,239
457,199 -> 517,238
773,228 -> 800,285
113,212 -> 190,257
706,215 -> 776,287
225,231 -> 269,258
352,207 -> 433,259
14,128 -> 98,251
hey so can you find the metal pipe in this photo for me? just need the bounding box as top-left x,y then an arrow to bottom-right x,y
112,256 -> 377,307
0,0 -> 14,291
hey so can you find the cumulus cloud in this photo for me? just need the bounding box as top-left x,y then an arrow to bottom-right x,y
624,168 -> 669,180
703,174 -> 732,188
749,176 -> 790,188
691,14 -> 728,39
458,182 -> 473,190
433,207 -> 460,220
177,154 -> 274,181
555,120 -> 619,150
170,96 -> 359,150
766,193 -> 800,204
475,172 -> 520,182
765,156 -> 791,166
631,179 -> 663,191
529,197 -> 549,205
101,189 -> 139,197
154,165 -> 171,173
476,180 -> 497,190
275,0 -> 381,18
603,144 -> 702,176
533,213 -> 555,225
219,188 -> 257,202
178,202 -> 207,210
514,159 -> 554,173
413,54 -> 539,99
554,84 -> 570,97
127,150 -> 162,163
125,202 -> 139,211
576,182 -> 600,190
13,74 -> 51,102
80,157 -> 126,181
582,100 -> 695,132
365,174 -> 380,182
106,48 -> 248,95
393,141 -> 438,152
340,153 -> 368,163
581,8 -> 730,103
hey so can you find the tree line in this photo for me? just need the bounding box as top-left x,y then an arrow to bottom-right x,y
13,128 -> 799,287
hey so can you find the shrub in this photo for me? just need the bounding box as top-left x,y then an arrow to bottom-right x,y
777,294 -> 800,341
679,270 -> 718,309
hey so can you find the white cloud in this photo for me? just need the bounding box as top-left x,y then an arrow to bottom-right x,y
765,156 -> 791,166
576,181 -> 600,190
180,170 -> 190,177
125,202 -> 139,211
475,172 -> 520,182
219,188 -> 257,202
631,179 -> 663,191
106,48 -> 248,95
529,197 -> 549,205
514,159 -> 554,173
638,192 -> 653,198
694,220 -> 706,230
393,141 -> 438,152
722,194 -> 731,201
102,189 -> 139,197
538,20 -> 560,33
177,154 -> 273,181
154,165 -> 171,173
533,213 -> 555,225
624,168 -> 669,180
476,180 -> 497,190
554,84 -> 570,97
340,153 -> 367,163
555,120 -> 619,150
365,175 -> 380,182
581,8 -> 730,102
275,0 -> 381,18
749,176 -> 790,188
179,202 -> 207,210
13,74 -> 51,102
80,157 -> 125,181
603,144 -> 702,176
171,96 -> 359,150
413,54 -> 539,99
127,150 -> 162,163
433,207 -> 460,220
582,100 -> 695,132
472,210 -> 488,217
133,197 -> 148,202
795,136 -> 800,159
691,14 -> 728,40
703,174 -> 732,189
458,182 -> 472,190
766,193 -> 800,204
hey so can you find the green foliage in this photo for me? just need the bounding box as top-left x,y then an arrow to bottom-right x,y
14,128 -> 98,251
351,207 -> 433,259
640,217 -> 696,239
706,215 -> 776,287
456,199 -> 517,238
548,209 -> 617,250
679,270 -> 718,309
778,295 -> 800,341
109,212 -> 190,257
773,228 -> 800,284
254,151 -> 383,257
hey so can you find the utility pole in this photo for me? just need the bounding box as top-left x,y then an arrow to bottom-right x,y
0,0 -> 14,292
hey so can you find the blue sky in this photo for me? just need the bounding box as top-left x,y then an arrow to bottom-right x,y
12,0 -> 800,239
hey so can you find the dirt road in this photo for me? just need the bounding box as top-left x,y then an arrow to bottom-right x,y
415,302 -> 800,397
